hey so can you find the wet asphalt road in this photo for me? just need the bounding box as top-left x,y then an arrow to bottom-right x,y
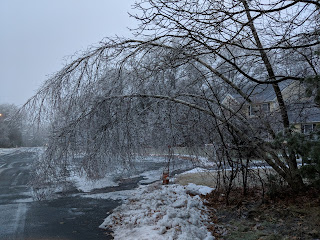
0,149 -> 125,240
0,149 -> 197,240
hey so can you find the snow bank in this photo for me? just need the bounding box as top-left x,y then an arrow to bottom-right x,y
100,183 -> 215,240
186,183 -> 215,196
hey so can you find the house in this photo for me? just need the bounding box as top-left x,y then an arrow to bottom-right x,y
221,80 -> 320,135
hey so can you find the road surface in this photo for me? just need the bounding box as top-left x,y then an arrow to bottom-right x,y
0,149 -> 134,240
0,148 -> 199,239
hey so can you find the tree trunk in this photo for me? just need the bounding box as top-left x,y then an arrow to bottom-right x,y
285,171 -> 305,192
285,154 -> 305,191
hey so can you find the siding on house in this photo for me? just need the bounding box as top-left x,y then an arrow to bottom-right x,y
222,80 -> 320,134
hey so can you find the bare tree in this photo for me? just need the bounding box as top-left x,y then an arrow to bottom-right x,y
24,0 -> 320,191
0,104 -> 23,148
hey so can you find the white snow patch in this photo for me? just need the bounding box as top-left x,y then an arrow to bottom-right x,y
0,147 -> 45,156
70,174 -> 119,192
100,183 -> 215,240
186,183 -> 214,196
0,148 -> 18,155
172,154 -> 216,168
180,167 -> 209,175
197,156 -> 216,168
111,226 -> 164,240
137,156 -> 168,163
14,198 -> 34,203
82,189 -> 136,201
139,169 -> 163,184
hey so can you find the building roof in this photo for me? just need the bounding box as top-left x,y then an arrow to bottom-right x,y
229,80 -> 293,103
224,80 -> 320,124
287,102 -> 320,124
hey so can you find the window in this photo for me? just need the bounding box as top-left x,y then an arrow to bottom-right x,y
248,103 -> 270,116
248,105 -> 258,116
301,124 -> 316,134
261,103 -> 270,113
248,105 -> 253,116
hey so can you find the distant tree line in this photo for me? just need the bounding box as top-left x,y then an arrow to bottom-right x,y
0,104 -> 47,148
0,104 -> 22,147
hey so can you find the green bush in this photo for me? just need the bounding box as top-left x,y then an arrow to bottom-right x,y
275,129 -> 320,186
266,173 -> 286,199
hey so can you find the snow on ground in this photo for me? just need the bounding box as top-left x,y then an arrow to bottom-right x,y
69,160 -> 165,192
139,169 -> 163,184
70,174 -> 119,192
0,148 -> 18,155
82,189 -> 136,201
147,153 -> 216,168
179,167 -> 209,175
0,147 -> 45,157
100,182 -> 215,240
196,156 -> 216,168
14,197 -> 34,203
172,154 -> 215,168
138,156 -> 169,163
185,183 -> 214,196
179,165 -> 274,176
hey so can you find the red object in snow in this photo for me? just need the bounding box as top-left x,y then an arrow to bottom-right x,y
162,170 -> 169,184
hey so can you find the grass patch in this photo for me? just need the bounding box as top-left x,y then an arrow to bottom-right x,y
174,168 -> 276,189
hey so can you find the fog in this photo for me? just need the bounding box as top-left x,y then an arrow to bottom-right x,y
0,0 -> 135,106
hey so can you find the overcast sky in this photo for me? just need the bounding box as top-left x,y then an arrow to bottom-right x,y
0,0 -> 136,106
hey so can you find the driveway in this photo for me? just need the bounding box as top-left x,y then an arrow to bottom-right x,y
0,149 -> 126,240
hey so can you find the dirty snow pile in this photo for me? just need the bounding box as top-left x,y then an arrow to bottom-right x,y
100,183 -> 215,240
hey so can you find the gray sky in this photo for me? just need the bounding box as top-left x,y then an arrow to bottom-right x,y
0,0 -> 136,106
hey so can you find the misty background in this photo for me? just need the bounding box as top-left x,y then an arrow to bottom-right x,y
0,0 -> 135,106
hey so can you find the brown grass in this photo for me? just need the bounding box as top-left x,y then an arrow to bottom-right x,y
174,168 -> 277,190
204,186 -> 320,240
